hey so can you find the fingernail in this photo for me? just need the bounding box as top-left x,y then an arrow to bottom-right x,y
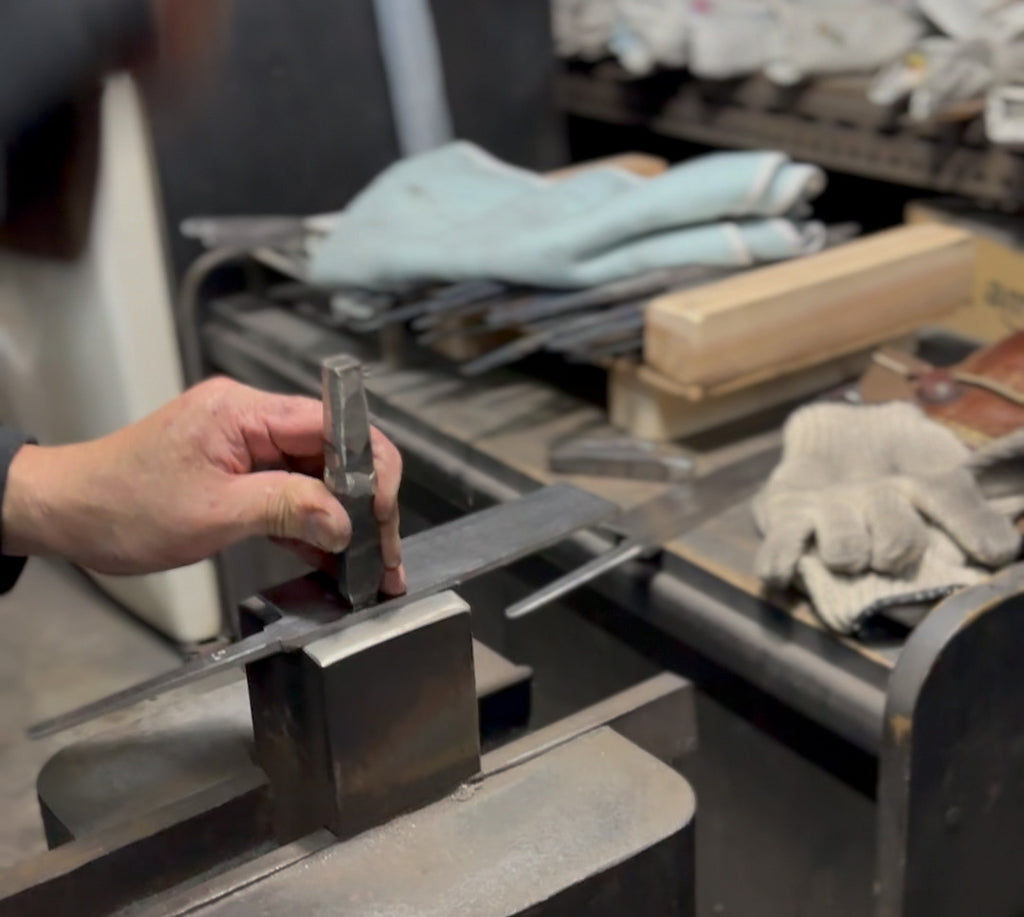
304,515 -> 348,553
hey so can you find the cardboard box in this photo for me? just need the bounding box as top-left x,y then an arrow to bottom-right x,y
906,198 -> 1024,342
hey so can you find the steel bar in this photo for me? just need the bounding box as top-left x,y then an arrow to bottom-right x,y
546,312 -> 645,351
483,265 -> 725,329
321,355 -> 382,607
458,328 -> 557,376
410,291 -> 534,331
506,448 -> 780,620
247,592 -> 479,842
179,215 -> 310,251
29,484 -> 614,739
548,437 -> 695,482
564,338 -> 643,362
354,280 -> 509,331
417,305 -> 590,346
454,300 -> 647,374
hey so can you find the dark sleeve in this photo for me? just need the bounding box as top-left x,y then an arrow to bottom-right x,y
0,0 -> 155,143
0,427 -> 35,594
0,0 -> 156,259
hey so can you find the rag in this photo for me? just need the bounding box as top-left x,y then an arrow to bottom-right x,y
309,142 -> 827,293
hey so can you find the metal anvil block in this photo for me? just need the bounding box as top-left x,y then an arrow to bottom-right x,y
244,590 -> 481,842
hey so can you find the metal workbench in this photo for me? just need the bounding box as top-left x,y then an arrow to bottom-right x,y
193,275 -> 1024,917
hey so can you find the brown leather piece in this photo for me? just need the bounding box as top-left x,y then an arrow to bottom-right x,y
921,332 -> 1024,444
857,333 -> 1024,446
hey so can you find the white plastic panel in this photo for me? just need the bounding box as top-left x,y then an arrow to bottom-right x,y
0,76 -> 221,645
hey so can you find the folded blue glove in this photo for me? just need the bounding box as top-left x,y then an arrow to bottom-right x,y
310,141 -> 827,291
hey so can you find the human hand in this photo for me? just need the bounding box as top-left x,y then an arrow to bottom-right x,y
752,402 -> 1020,587
2,377 -> 405,594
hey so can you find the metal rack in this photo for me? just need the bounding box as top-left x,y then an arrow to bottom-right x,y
558,63 -> 1024,206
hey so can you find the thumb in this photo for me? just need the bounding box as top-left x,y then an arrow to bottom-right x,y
228,471 -> 352,553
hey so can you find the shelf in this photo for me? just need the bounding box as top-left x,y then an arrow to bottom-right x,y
558,64 -> 1024,205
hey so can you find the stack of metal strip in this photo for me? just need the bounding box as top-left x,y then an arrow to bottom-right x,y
321,224 -> 858,376
342,265 -> 736,375
183,215 -> 859,378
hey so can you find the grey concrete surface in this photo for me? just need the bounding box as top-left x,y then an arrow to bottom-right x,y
0,560 -> 182,866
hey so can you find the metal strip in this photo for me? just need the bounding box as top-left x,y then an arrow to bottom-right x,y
28,484 -> 615,739
506,447 -> 781,620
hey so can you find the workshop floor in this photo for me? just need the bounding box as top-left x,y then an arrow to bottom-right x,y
0,559 -> 181,866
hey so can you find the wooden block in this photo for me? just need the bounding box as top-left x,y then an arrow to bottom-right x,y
548,153 -> 669,180
644,225 -> 973,388
609,350 -> 875,442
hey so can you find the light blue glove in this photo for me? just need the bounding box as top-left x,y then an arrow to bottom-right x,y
309,142 -> 827,292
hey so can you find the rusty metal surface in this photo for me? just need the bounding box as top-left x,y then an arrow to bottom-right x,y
37,679 -> 254,849
125,729 -> 696,917
19,670 -> 695,915
0,767 -> 272,917
247,591 -> 480,842
30,483 -> 614,739
878,563 -> 1024,917
483,672 -> 695,776
36,638 -> 530,847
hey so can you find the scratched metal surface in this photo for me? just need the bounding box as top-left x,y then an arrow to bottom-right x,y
125,729 -> 696,917
29,484 -> 616,739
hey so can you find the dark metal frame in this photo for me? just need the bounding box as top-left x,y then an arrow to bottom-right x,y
558,64 -> 1024,206
196,282 -> 1024,916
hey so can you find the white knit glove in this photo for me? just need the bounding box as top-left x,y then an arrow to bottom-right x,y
764,0 -> 925,86
797,526 -> 994,633
610,0 -> 691,75
752,403 -> 1021,589
552,0 -> 617,60
688,0 -> 776,80
916,0 -> 1016,41
870,5 -> 1024,119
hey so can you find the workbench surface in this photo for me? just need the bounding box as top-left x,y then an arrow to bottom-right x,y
204,297 -> 901,754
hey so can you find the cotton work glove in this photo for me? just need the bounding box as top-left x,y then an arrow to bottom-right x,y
797,525 -> 996,634
752,402 -> 1021,590
870,5 -> 1024,119
309,142 -> 826,293
609,0 -> 690,75
764,0 -> 924,86
791,428 -> 1024,635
